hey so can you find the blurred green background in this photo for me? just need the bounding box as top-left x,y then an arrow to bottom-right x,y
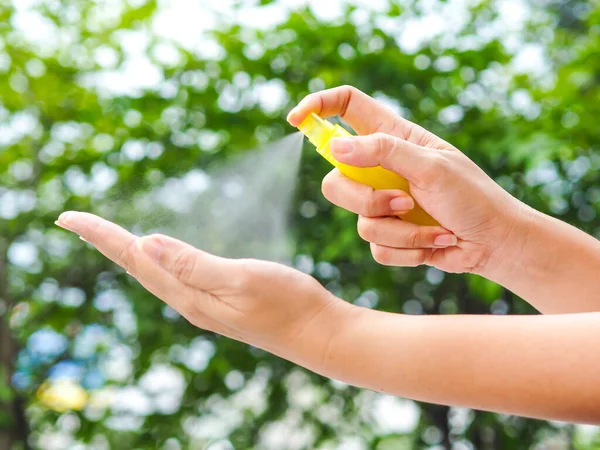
1,0 -> 600,449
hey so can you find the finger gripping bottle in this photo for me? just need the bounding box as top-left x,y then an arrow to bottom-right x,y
298,113 -> 439,226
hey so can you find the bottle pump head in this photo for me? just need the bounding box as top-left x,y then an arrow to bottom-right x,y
298,113 -> 336,147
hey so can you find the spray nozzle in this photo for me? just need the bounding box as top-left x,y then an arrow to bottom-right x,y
294,111 -> 440,226
298,113 -> 336,147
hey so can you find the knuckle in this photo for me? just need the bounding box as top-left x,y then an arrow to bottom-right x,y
338,85 -> 357,117
358,189 -> 378,216
171,250 -> 197,284
373,132 -> 396,161
435,152 -> 452,172
116,237 -> 140,273
407,230 -> 421,248
421,153 -> 449,184
340,84 -> 358,95
373,131 -> 388,148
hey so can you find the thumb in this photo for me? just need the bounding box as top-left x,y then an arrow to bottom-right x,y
138,234 -> 231,290
330,133 -> 439,186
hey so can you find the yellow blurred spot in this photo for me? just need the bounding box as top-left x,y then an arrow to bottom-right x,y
37,379 -> 88,412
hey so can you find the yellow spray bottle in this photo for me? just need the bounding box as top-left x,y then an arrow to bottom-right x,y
297,113 -> 439,226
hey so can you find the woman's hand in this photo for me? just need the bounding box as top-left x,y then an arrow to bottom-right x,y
289,85 -> 600,314
288,85 -> 524,276
55,212 -> 351,370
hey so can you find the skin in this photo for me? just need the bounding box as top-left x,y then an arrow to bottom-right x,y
288,85 -> 600,314
55,85 -> 600,424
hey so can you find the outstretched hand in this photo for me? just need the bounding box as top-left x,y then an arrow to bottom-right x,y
55,212 -> 351,369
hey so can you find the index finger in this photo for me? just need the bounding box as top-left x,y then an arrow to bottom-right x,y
56,211 -> 138,269
287,85 -> 411,136
55,211 -> 191,303
322,169 -> 414,217
55,211 -> 229,331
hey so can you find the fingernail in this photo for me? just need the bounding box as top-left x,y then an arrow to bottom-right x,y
139,238 -> 163,263
433,234 -> 457,247
331,139 -> 353,154
389,196 -> 414,212
58,211 -> 72,225
79,236 -> 88,243
55,213 -> 75,232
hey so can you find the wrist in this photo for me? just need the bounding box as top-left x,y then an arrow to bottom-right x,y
476,202 -> 600,313
475,201 -> 539,282
311,304 -> 381,384
283,293 -> 360,376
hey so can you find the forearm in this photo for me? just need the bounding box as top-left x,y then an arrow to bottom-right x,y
483,204 -> 600,313
317,307 -> 600,424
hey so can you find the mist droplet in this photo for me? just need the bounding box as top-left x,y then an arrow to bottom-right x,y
105,131 -> 305,265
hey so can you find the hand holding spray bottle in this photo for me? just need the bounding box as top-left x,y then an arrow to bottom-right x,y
297,113 -> 438,226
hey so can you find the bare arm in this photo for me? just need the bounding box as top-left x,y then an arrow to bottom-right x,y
56,211 -> 600,424
483,206 -> 600,313
325,308 -> 600,424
